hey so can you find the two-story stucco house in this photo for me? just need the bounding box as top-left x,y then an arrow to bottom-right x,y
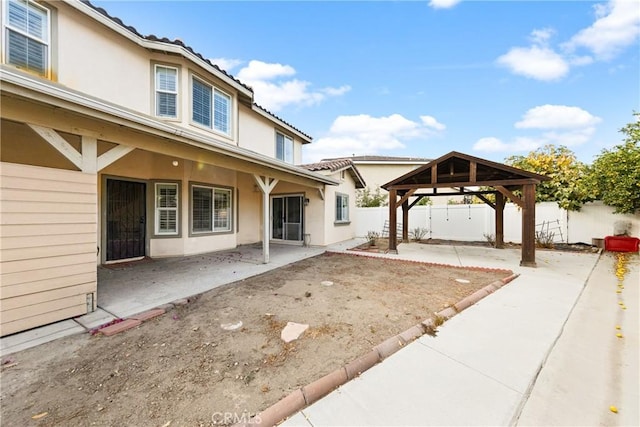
0,0 -> 364,336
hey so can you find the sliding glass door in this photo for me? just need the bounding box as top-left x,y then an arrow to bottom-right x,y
271,195 -> 303,242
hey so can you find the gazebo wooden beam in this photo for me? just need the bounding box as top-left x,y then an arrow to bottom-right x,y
495,186 -> 524,208
495,192 -> 505,248
389,188 -> 398,253
394,188 -> 417,209
521,184 -> 537,267
390,178 -> 538,190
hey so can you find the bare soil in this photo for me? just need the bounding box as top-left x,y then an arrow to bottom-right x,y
0,252 -> 511,427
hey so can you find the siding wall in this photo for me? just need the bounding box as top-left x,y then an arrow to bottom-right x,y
0,162 -> 97,336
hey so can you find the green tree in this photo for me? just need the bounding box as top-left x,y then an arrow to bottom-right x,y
356,187 -> 388,207
588,113 -> 640,214
505,145 -> 593,211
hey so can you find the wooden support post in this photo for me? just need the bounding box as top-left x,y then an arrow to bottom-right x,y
253,175 -> 279,264
81,136 -> 97,173
389,189 -> 398,253
521,184 -> 536,267
495,192 -> 504,249
402,199 -> 409,242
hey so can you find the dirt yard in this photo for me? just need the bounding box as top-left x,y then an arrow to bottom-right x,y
1,252 -> 511,426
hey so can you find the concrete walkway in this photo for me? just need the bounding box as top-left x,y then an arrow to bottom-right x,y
281,244 -> 638,426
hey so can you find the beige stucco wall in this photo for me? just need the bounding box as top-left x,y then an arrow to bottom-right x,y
236,173 -> 263,245
100,151 -> 244,258
49,2 -> 256,149
355,163 -> 424,190
356,163 -> 460,205
238,105 -> 304,164
323,172 -> 358,245
57,5 -> 151,115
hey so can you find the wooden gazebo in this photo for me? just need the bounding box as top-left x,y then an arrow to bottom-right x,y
381,151 -> 550,267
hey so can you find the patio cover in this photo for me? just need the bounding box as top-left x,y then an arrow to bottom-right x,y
382,151 -> 550,267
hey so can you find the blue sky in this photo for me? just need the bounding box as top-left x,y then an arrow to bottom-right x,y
94,0 -> 640,164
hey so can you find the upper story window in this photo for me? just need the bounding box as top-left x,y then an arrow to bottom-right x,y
155,65 -> 178,118
276,132 -> 293,163
192,76 -> 231,135
3,0 -> 50,77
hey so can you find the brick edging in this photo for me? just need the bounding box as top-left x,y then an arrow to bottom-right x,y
240,272 -> 520,427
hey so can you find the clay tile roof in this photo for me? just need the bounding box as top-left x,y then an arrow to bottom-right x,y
300,158 -> 353,172
253,104 -> 312,141
300,158 -> 366,189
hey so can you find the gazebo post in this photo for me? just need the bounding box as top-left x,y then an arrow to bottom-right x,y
389,189 -> 398,253
521,184 -> 536,267
495,192 -> 504,249
402,198 -> 409,242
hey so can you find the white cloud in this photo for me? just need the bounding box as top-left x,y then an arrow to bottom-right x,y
473,136 -> 541,153
473,137 -> 508,152
420,115 -> 446,131
428,0 -> 461,9
497,45 -> 569,81
498,1 -> 640,80
234,60 -> 350,112
322,86 -> 351,96
515,105 -> 602,129
530,27 -> 555,45
563,0 -> 640,60
474,105 -> 601,154
304,114 -> 445,163
209,57 -> 243,72
237,60 -> 295,81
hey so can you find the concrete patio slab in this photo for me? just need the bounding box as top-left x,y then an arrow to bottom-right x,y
0,320 -> 84,358
98,243 -> 327,318
73,307 -> 117,330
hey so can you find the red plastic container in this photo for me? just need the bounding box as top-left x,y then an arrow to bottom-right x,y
604,236 -> 640,252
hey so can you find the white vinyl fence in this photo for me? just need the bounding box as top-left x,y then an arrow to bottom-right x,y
355,201 -> 640,244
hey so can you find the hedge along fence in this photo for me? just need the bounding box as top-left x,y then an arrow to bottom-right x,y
355,201 -> 640,245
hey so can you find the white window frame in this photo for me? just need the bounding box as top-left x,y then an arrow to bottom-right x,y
190,184 -> 232,234
191,75 -> 232,136
336,193 -> 350,223
276,132 -> 294,164
154,64 -> 178,118
155,183 -> 179,236
3,0 -> 50,78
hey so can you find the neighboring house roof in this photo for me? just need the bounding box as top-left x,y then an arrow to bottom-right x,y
300,159 -> 366,189
322,155 -> 432,164
77,0 -> 311,142
382,151 -> 550,190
